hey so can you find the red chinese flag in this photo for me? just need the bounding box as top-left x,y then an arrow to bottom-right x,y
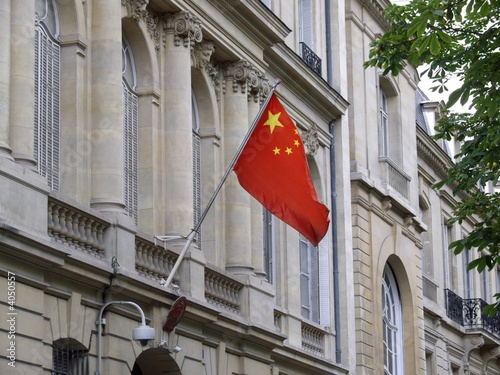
234,93 -> 330,246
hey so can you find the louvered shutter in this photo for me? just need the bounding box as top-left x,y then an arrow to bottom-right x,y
318,236 -> 330,326
122,80 -> 138,224
34,24 -> 60,191
192,92 -> 202,247
309,240 -> 320,323
192,131 -> 202,245
263,208 -> 276,286
300,237 -> 311,319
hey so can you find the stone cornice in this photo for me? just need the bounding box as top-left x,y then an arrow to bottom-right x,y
266,43 -> 349,122
204,0 -> 291,46
361,0 -> 391,31
416,125 -> 452,182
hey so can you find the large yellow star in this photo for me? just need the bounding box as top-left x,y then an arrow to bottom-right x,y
264,110 -> 284,134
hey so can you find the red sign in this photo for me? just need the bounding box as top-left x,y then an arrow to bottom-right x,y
162,296 -> 187,333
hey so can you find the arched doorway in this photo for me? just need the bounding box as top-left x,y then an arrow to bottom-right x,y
132,348 -> 181,375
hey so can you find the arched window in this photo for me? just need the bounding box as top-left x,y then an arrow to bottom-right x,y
382,264 -> 403,374
34,0 -> 60,191
52,339 -> 88,375
122,37 -> 138,223
192,91 -> 202,247
378,76 -> 401,162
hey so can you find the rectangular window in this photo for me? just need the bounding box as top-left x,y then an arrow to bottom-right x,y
425,351 -> 434,375
481,265 -> 490,302
300,236 -> 329,325
443,222 -> 453,290
463,248 -> 473,299
379,91 -> 389,157
298,0 -> 313,48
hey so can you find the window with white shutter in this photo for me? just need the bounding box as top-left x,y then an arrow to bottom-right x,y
34,0 -> 60,191
298,0 -> 313,49
300,235 -> 330,325
122,37 -> 138,224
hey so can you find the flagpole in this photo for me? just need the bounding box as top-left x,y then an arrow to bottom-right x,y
157,79 -> 281,290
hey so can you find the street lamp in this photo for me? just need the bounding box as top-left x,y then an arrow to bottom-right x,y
95,301 -> 155,375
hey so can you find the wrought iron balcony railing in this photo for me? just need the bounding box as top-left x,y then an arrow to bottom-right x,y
299,42 -> 322,76
445,289 -> 500,337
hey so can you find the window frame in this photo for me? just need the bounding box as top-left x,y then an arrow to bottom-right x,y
382,264 -> 404,375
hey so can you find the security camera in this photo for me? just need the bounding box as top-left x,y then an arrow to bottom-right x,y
132,325 -> 156,347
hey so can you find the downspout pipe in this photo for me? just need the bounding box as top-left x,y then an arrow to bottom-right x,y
329,120 -> 342,364
325,0 -> 333,85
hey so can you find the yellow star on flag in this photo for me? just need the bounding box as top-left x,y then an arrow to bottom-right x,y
273,147 -> 280,155
264,110 -> 284,134
285,147 -> 292,155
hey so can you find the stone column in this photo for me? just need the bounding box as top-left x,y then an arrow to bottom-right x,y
9,0 -> 36,167
248,69 -> 269,278
0,0 -> 12,159
90,0 -> 124,213
223,61 -> 254,274
162,11 -> 202,240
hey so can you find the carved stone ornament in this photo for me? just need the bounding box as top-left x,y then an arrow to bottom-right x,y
192,41 -> 220,100
192,41 -> 216,73
163,11 -> 203,48
248,68 -> 270,104
122,0 -> 160,52
302,123 -> 320,156
222,61 -> 253,94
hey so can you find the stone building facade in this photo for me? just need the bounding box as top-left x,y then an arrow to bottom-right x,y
1,0 -> 499,374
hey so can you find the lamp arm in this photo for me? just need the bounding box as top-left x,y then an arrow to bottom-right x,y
95,301 -> 148,375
